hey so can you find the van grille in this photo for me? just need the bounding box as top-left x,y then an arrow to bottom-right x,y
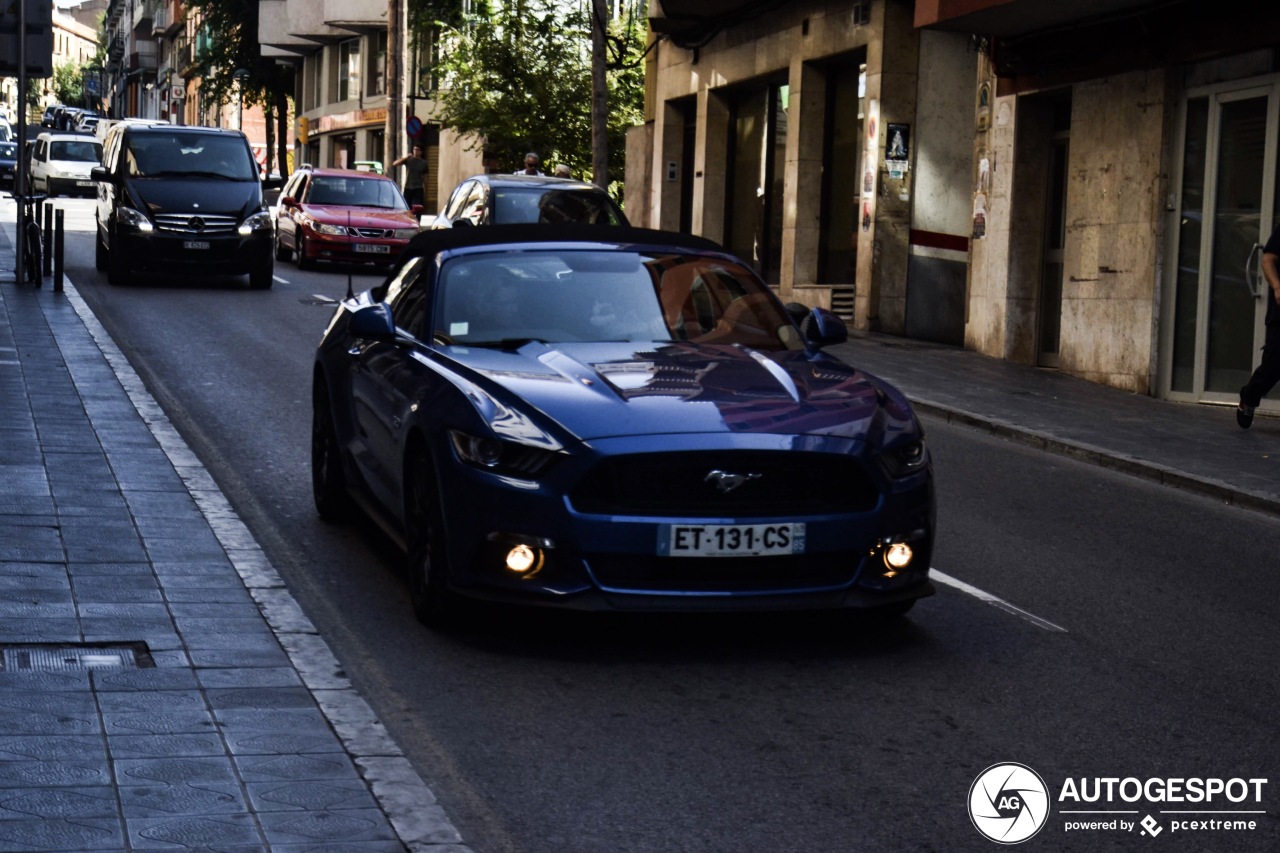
154,213 -> 238,234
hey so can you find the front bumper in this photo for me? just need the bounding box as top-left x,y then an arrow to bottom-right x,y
47,175 -> 97,196
115,228 -> 273,275
301,231 -> 410,265
432,434 -> 936,613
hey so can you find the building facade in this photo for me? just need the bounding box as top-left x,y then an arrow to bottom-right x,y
631,0 -> 1280,415
257,0 -> 481,212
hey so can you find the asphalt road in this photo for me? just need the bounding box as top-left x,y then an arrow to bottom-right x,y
49,197 -> 1280,852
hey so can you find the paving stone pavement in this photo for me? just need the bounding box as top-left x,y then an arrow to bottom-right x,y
0,223 -> 471,851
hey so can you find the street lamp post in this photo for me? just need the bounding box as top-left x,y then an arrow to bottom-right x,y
232,68 -> 250,131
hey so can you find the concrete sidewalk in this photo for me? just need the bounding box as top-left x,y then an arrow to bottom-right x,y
828,335 -> 1280,516
0,224 -> 468,852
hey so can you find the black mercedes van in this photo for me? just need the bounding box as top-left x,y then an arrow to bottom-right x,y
93,122 -> 276,289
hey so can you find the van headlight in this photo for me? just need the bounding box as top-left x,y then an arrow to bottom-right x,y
117,205 -> 153,234
238,211 -> 273,236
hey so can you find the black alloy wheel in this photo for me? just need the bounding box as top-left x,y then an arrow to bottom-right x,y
105,229 -> 128,286
311,384 -> 354,521
249,260 -> 274,290
406,448 -> 463,630
94,221 -> 107,271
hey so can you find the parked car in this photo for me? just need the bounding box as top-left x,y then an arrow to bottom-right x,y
76,113 -> 101,134
274,166 -> 422,270
311,224 -> 936,629
432,174 -> 628,229
92,123 -> 275,289
29,132 -> 103,197
0,140 -> 18,189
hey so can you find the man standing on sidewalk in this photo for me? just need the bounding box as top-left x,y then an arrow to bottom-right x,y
1238,222 -> 1280,428
391,144 -> 428,208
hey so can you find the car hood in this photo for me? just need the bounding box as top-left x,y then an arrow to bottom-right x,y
48,159 -> 97,177
132,179 -> 262,217
304,205 -> 417,228
447,341 -> 911,443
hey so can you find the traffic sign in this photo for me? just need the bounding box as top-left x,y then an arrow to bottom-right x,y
406,115 -> 422,138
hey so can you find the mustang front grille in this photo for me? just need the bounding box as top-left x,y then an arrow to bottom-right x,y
569,451 -> 879,517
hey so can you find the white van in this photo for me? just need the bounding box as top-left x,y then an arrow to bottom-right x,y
30,132 -> 103,197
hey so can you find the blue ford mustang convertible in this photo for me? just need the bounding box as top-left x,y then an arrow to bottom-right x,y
312,224 -> 935,628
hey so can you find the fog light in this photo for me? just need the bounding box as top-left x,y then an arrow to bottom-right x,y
884,542 -> 913,570
506,544 -> 537,573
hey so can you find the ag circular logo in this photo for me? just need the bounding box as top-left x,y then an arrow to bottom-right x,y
969,763 -> 1050,844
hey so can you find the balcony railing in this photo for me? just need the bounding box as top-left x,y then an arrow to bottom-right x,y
129,50 -> 159,71
153,7 -> 168,35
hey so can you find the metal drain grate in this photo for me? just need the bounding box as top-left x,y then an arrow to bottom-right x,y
0,642 -> 155,672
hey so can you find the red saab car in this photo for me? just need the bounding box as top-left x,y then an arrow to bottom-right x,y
275,166 -> 422,270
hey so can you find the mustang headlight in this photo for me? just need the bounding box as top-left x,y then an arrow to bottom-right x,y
238,211 -> 273,235
879,438 -> 929,479
117,205 -> 154,233
448,429 -> 561,477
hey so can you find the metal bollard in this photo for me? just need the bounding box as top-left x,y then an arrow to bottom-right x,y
54,210 -> 64,293
42,201 -> 53,277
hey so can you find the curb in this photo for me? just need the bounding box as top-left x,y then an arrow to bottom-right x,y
910,398 -> 1280,518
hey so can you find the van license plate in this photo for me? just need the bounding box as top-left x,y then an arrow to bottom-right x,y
76,180 -> 94,187
183,240 -> 210,250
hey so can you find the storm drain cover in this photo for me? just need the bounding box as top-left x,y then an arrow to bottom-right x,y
0,642 -> 155,672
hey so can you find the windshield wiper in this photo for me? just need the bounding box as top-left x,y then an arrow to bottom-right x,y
145,170 -> 240,180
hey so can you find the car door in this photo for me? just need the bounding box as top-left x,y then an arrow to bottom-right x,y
278,172 -> 307,249
348,257 -> 434,511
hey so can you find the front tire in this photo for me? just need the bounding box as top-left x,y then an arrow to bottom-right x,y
296,234 -> 315,271
406,449 -> 463,630
311,383 -> 354,522
94,223 -> 107,271
249,260 -> 274,290
106,228 -> 129,286
274,233 -> 291,262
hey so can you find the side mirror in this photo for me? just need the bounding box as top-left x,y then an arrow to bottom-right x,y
451,217 -> 473,228
280,195 -> 298,208
802,307 -> 849,348
90,166 -> 110,182
411,204 -> 424,215
349,303 -> 396,341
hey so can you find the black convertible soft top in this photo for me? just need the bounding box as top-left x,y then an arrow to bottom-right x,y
400,223 -> 726,266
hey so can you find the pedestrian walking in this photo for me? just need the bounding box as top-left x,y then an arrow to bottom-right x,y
1238,221 -> 1280,428
391,144 -> 428,207
515,152 -> 544,175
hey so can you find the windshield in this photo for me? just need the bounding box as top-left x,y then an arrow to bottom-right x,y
50,139 -> 102,162
434,250 -> 802,351
125,133 -> 257,179
491,188 -> 625,225
307,175 -> 407,209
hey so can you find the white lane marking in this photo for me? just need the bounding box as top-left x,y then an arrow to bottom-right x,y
931,569 -> 1067,632
273,274 -> 289,283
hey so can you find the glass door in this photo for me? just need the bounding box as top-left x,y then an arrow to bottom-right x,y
1166,79 -> 1279,404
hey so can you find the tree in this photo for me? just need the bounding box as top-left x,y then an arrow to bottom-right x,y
183,0 -> 294,177
51,62 -> 85,108
432,0 -> 645,188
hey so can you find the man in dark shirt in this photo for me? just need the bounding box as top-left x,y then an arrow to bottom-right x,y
391,145 -> 428,207
1238,222 -> 1280,428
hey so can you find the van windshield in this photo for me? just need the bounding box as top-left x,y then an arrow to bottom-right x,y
50,140 -> 103,162
125,133 -> 257,180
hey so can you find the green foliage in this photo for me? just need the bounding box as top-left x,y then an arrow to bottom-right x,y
51,63 -> 86,108
182,0 -> 292,110
432,0 -> 646,180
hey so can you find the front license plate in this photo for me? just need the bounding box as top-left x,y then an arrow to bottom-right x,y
354,244 -> 390,254
75,180 -> 94,187
660,523 -> 806,557
183,240 -> 210,250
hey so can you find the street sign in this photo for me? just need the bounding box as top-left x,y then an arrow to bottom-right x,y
0,0 -> 54,77
406,115 -> 422,138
